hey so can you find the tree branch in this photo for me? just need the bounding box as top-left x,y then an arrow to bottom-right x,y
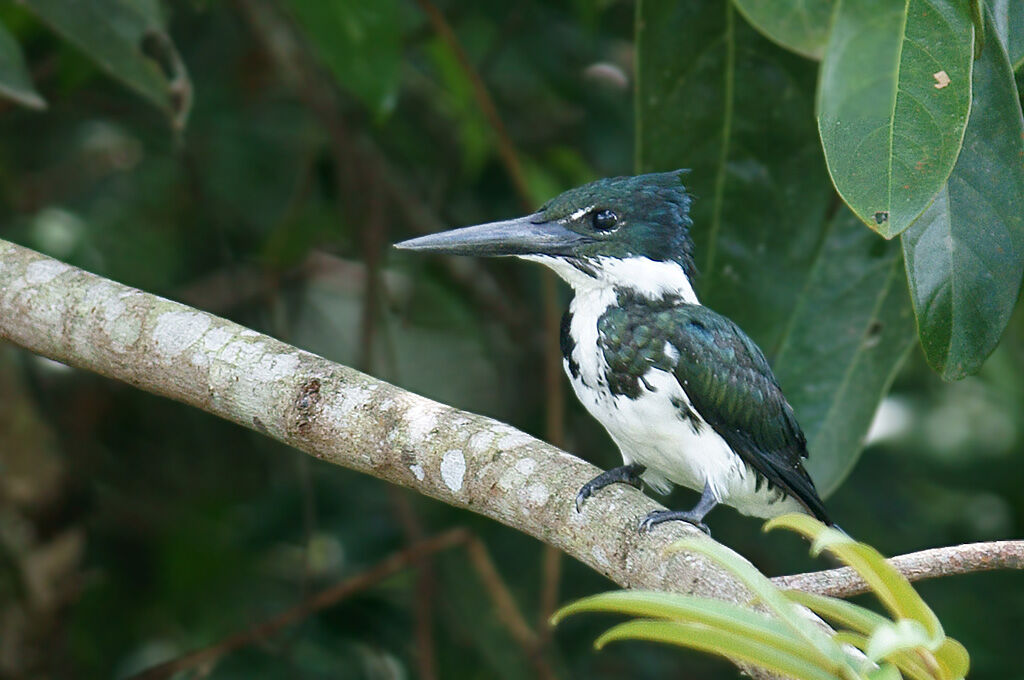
771,539 -> 1024,598
0,236 -> 751,601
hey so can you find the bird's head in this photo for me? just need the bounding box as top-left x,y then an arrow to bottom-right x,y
395,171 -> 698,301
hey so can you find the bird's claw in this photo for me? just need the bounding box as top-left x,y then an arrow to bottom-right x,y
574,463 -> 645,514
574,486 -> 592,514
638,510 -> 711,536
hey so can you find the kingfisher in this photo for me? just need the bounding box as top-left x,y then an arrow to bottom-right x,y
395,171 -> 831,532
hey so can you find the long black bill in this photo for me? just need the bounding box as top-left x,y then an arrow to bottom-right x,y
394,213 -> 587,257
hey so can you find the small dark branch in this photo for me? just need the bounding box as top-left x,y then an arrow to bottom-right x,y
412,0 -> 532,206
389,489 -> 438,680
537,543 -> 563,643
356,168 -> 387,373
128,528 -> 470,680
772,540 -> 1024,598
463,536 -> 559,680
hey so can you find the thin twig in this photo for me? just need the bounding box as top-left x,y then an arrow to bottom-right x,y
412,0 -> 530,204
126,524 -> 559,680
389,489 -> 438,680
772,539 -> 1024,598
128,528 -> 470,680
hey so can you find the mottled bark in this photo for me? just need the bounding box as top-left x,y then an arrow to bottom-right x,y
0,237 -> 749,599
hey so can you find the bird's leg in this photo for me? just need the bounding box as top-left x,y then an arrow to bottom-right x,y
575,463 -> 646,512
639,480 -> 718,535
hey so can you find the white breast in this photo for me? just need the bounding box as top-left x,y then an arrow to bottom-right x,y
565,291 -> 802,519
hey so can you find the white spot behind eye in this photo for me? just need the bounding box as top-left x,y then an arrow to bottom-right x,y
565,205 -> 595,222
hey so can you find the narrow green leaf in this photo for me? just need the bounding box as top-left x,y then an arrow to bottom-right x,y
551,591 -> 833,669
731,0 -> 835,59
285,0 -> 401,117
594,620 -> 845,680
772,207 -> 915,495
902,8 -> 1024,380
991,0 -> 1024,70
767,515 -> 943,639
866,619 -> 936,661
0,18 -> 45,109
21,0 -> 190,128
867,665 -> 903,680
785,590 -> 891,636
933,638 -> 970,679
667,538 -> 846,666
818,0 -> 974,238
786,591 -> 943,680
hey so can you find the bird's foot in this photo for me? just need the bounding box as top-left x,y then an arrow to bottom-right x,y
638,509 -> 710,536
638,480 -> 718,535
575,463 -> 646,513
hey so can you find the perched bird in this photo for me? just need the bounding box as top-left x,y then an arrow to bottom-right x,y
395,171 -> 831,532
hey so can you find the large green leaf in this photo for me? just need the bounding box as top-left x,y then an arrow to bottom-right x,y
731,0 -> 835,60
637,2 -> 913,496
773,208 -> 915,495
21,0 -> 190,128
0,18 -> 45,109
285,0 -> 401,117
637,1 -> 832,352
991,0 -> 1024,70
818,0 -> 974,238
901,11 -> 1024,380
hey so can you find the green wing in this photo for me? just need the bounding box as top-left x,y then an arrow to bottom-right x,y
669,304 -> 830,523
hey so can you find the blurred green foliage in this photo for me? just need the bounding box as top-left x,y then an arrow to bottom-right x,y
0,1 -> 1021,679
555,516 -> 970,680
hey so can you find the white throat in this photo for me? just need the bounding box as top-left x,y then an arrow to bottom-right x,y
520,255 -> 700,304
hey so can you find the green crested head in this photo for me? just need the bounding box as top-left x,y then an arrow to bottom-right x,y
395,170 -> 697,298
533,171 -> 694,275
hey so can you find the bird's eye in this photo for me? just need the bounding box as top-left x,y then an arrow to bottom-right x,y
591,209 -> 618,232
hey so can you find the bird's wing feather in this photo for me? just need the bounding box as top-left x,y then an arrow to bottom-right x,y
668,305 -> 830,523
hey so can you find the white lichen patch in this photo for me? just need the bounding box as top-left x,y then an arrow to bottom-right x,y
591,545 -> 611,569
467,431 -> 494,454
80,283 -> 142,353
525,482 -> 549,507
202,326 -> 234,353
325,384 -> 374,418
515,458 -> 536,476
153,311 -> 211,358
25,260 -> 70,285
404,398 -> 441,443
440,449 -> 466,493
496,468 -> 519,493
410,464 -> 425,481
219,339 -> 265,367
497,430 -> 535,450
253,352 -> 300,382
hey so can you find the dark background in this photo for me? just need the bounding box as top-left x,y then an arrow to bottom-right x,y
0,1 -> 1022,678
